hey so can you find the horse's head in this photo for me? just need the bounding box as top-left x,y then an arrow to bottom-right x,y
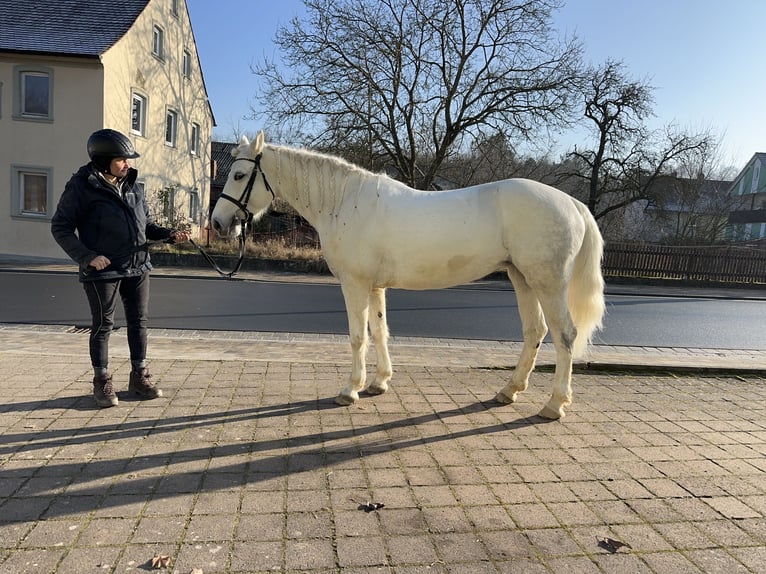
211,130 -> 273,237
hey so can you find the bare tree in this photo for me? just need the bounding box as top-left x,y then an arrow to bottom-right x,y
252,0 -> 583,189
567,59 -> 715,222
435,130 -> 564,188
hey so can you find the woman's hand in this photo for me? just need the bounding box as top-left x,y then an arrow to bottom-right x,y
170,230 -> 191,243
88,255 -> 111,270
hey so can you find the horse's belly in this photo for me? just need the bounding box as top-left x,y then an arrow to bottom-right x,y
378,254 -> 505,290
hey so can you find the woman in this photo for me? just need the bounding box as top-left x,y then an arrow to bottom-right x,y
51,129 -> 190,407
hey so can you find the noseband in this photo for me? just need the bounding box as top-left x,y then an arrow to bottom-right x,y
217,153 -> 275,224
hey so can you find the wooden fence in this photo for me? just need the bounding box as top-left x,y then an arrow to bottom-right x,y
603,242 -> 766,284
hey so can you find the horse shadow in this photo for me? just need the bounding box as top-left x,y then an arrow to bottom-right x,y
2,393 -> 553,523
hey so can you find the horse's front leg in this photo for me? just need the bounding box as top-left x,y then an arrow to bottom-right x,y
366,288 -> 392,395
336,281 -> 371,405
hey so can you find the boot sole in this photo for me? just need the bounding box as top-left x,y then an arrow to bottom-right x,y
94,397 -> 119,408
129,387 -> 163,399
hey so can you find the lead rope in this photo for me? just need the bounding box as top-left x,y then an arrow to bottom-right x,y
188,230 -> 247,279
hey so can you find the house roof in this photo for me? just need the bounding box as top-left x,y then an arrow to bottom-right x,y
211,141 -> 237,187
0,0 -> 150,57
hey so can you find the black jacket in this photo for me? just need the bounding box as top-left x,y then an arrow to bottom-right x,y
51,163 -> 174,282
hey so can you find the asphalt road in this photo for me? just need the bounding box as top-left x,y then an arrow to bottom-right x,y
1,271 -> 764,350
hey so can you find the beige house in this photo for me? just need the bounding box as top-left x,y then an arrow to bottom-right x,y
0,0 -> 214,259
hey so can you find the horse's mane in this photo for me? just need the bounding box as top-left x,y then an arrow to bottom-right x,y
268,143 -> 381,180
260,142 -> 401,214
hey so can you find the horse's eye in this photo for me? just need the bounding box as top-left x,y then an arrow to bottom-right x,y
234,172 -> 245,181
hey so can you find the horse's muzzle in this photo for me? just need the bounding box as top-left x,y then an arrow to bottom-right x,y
211,218 -> 228,237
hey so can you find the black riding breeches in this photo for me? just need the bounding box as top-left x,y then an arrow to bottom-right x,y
82,273 -> 150,369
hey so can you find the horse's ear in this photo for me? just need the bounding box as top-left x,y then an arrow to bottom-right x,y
231,135 -> 250,158
252,130 -> 265,154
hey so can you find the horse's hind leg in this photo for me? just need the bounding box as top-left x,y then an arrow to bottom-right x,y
535,290 -> 577,420
495,269 -> 547,405
366,288 -> 392,395
336,280 -> 370,405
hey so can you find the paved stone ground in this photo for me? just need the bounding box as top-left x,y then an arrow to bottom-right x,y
1,328 -> 765,573
1,260 -> 765,572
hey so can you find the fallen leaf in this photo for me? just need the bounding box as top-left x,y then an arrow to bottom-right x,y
358,502 -> 385,512
597,537 -> 632,553
150,554 -> 171,569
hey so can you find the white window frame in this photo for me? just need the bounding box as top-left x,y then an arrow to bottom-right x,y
14,66 -> 53,121
183,49 -> 192,79
165,109 -> 178,147
190,122 -> 200,155
152,25 -> 165,60
131,92 -> 147,136
189,188 -> 200,223
11,165 -> 53,219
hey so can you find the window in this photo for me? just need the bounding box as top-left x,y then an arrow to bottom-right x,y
189,189 -> 200,223
190,123 -> 199,155
165,109 -> 177,147
183,50 -> 192,78
161,186 -> 176,221
170,0 -> 179,17
752,161 -> 761,193
131,92 -> 147,136
14,67 -> 53,120
152,25 -> 165,59
11,166 -> 52,219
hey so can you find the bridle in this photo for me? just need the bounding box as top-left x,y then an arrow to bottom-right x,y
217,153 -> 275,224
188,153 -> 275,279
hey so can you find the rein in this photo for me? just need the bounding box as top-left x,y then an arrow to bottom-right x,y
188,153 -> 275,279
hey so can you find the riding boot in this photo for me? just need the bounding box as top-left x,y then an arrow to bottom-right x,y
128,368 -> 163,399
93,373 -> 118,408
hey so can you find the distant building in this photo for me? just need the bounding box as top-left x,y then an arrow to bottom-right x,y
643,176 -> 734,244
210,141 -> 237,212
726,153 -> 766,241
0,0 -> 214,258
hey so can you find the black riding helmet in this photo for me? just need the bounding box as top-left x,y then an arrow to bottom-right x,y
87,129 -> 140,173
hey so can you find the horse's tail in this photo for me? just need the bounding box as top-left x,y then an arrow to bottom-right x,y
569,203 -> 606,358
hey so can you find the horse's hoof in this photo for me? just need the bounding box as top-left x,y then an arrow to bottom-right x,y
537,405 -> 563,420
335,393 -> 358,406
494,390 -> 516,404
366,382 -> 388,396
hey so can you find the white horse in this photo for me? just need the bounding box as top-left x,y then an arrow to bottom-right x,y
211,132 -> 605,419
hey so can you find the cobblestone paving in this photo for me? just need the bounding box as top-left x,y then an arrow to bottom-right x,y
1,350 -> 765,573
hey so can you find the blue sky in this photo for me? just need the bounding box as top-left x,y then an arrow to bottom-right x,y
187,0 -> 765,171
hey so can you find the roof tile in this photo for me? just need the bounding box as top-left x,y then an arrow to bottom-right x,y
0,0 -> 150,57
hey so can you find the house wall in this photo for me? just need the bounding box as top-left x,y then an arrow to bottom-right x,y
102,0 -> 212,232
0,54 -> 104,258
0,0 -> 213,259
